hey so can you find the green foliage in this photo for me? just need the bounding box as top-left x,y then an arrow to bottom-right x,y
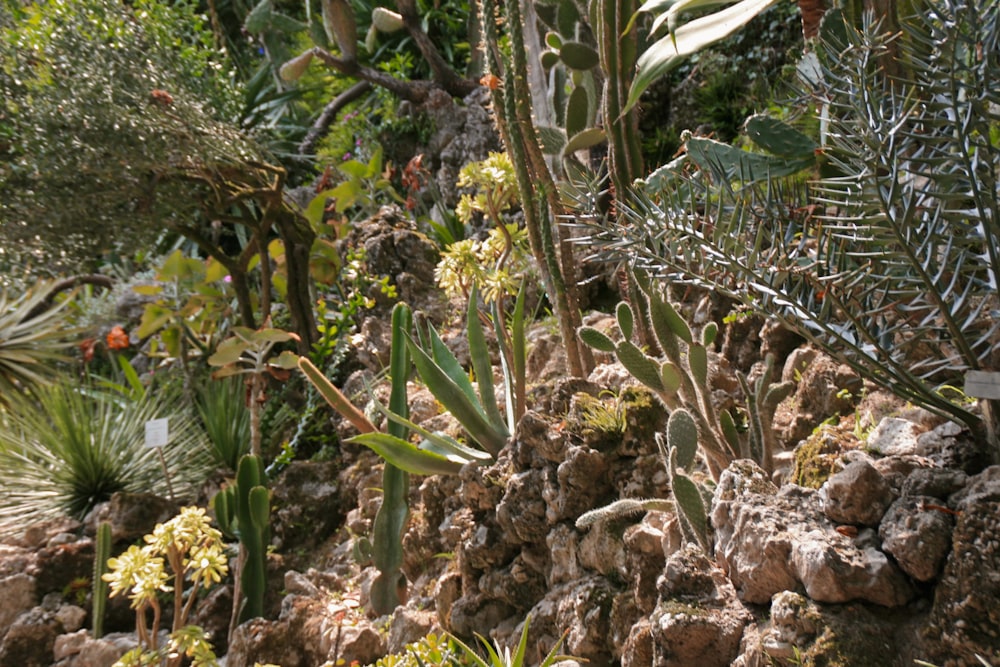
0,382 -> 213,532
449,614 -> 575,667
0,0 -> 255,273
195,376 -> 251,472
0,282 -> 82,402
578,407 -> 713,552
593,1 -> 1000,453
626,0 -> 783,112
365,632 -> 477,667
134,251 -> 236,368
103,506 -> 228,667
580,272 -> 793,477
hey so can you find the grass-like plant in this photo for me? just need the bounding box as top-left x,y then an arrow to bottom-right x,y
449,615 -> 574,667
585,1 -> 1000,456
195,375 -> 251,472
0,281 -> 81,402
0,382 -> 213,532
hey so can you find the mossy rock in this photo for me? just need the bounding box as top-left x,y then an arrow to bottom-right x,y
791,419 -> 858,488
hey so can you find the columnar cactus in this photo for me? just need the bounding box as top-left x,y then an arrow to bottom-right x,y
213,453 -> 270,623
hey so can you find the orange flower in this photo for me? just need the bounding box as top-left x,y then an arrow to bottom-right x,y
106,326 -> 130,351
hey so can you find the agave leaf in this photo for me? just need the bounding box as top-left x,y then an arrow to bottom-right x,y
347,433 -> 464,476
407,338 -> 509,456
466,286 -> 507,434
423,324 -> 480,408
365,385 -> 493,463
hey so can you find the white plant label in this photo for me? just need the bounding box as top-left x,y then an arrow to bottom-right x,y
965,371 -> 1000,400
145,418 -> 169,448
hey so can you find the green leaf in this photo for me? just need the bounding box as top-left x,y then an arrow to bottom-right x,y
407,338 -> 509,456
466,286 -> 507,434
626,0 -> 781,112
667,408 -> 699,470
689,343 -> 708,388
348,433 -> 465,475
135,305 -> 172,339
424,325 -> 479,407
272,350 -> 300,369
157,249 -> 204,281
536,125 -> 567,155
686,135 -> 814,182
702,321 -> 718,346
617,341 -> 666,392
671,472 -> 709,549
646,285 -> 693,345
208,337 -> 248,367
661,362 -> 682,394
249,328 -> 296,344
720,409 -> 741,453
616,301 -> 635,339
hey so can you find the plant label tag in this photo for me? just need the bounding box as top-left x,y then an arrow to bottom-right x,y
145,418 -> 169,448
964,371 -> 1000,400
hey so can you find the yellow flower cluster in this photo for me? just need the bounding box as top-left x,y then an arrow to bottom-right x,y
103,506 -> 230,667
435,225 -> 529,303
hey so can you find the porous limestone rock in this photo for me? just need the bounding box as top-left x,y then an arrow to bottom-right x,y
0,573 -> 36,640
649,545 -> 750,667
921,467 -> 1000,666
878,496 -> 953,582
820,458 -> 895,526
713,460 -> 914,606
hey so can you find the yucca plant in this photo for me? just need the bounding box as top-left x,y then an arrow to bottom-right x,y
585,1 -> 1000,458
0,281 -> 81,402
0,382 -> 213,532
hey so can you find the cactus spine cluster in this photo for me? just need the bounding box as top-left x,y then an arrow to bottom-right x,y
214,454 -> 270,623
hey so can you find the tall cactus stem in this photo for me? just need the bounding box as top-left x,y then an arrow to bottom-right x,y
92,521 -> 112,639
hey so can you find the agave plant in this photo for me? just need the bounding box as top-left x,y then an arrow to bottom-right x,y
583,1 -> 1000,455
0,382 -> 213,532
0,281 -> 82,401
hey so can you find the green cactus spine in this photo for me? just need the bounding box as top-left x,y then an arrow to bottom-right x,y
92,521 -> 111,639
370,302 -> 412,615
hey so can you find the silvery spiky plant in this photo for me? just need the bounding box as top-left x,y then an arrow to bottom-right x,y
583,1 -> 1000,454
